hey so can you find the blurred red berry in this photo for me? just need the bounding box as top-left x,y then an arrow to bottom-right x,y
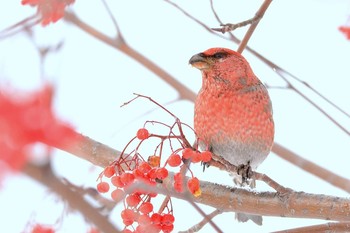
191,151 -> 202,163
120,173 -> 135,186
111,176 -> 125,188
97,182 -> 109,193
148,155 -> 161,167
155,167 -> 168,180
139,202 -> 153,214
181,148 -> 193,159
111,189 -> 124,201
103,166 -> 115,178
21,0 -> 75,26
200,151 -> 212,162
167,154 -> 181,167
151,213 -> 162,225
187,177 -> 200,196
162,214 -> 175,226
126,193 -> 141,207
137,128 -> 149,140
138,162 -> 152,173
339,26 -> 350,40
161,224 -> 174,233
31,224 -> 54,233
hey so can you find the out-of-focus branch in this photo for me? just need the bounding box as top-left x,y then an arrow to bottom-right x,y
272,144 -> 350,193
53,132 -> 119,167
22,162 -> 120,233
63,11 -> 195,102
179,209 -> 223,233
273,222 -> 350,233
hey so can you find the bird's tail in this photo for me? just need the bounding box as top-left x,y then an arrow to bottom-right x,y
233,175 -> 263,225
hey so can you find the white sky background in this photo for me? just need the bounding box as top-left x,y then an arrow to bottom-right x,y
1,0 -> 350,232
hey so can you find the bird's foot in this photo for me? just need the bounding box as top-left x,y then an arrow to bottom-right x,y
237,163 -> 253,185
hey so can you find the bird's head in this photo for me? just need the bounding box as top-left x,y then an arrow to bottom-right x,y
189,48 -> 258,88
189,48 -> 242,71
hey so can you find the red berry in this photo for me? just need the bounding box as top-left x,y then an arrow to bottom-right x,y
167,154 -> 182,167
120,173 -> 135,186
150,213 -> 162,225
173,172 -> 183,192
121,209 -> 135,221
182,148 -> 193,159
32,224 -> 54,233
111,176 -> 125,188
161,224 -> 174,233
97,182 -> 110,193
138,162 -> 152,173
149,192 -> 158,198
139,202 -> 153,214
155,167 -> 168,180
147,168 -> 157,179
191,151 -> 202,163
122,229 -> 133,233
148,155 -> 161,167
162,214 -> 175,226
137,214 -> 151,225
126,193 -> 141,207
201,151 -> 212,162
187,177 -> 201,196
103,166 -> 115,178
111,189 -> 124,201
137,128 -> 149,140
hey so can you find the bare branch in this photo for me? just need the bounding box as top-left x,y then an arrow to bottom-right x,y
273,222 -> 350,233
272,144 -> 350,193
63,11 -> 195,102
22,162 -> 120,233
179,209 -> 223,233
237,0 -> 273,53
212,16 -> 262,33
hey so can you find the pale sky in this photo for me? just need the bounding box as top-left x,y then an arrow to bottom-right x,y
1,0 -> 350,232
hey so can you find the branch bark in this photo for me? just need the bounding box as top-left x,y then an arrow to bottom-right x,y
42,133 -> 350,222
22,162 -> 120,233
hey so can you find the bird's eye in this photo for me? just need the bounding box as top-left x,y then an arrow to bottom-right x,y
213,52 -> 227,59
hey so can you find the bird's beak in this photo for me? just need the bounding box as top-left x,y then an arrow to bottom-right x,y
189,53 -> 210,70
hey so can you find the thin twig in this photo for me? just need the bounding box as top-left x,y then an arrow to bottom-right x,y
212,16 -> 262,33
237,0 -> 273,53
179,209 -> 223,233
99,0 -> 125,42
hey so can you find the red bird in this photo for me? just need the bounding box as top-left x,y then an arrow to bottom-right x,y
189,48 -> 274,225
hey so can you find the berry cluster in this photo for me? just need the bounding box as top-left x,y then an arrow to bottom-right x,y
96,94 -> 213,232
96,126 -> 212,232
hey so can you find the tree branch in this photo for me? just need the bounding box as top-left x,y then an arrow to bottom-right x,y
46,133 -> 350,221
22,162 -> 120,233
273,222 -> 350,233
237,0 -> 272,53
